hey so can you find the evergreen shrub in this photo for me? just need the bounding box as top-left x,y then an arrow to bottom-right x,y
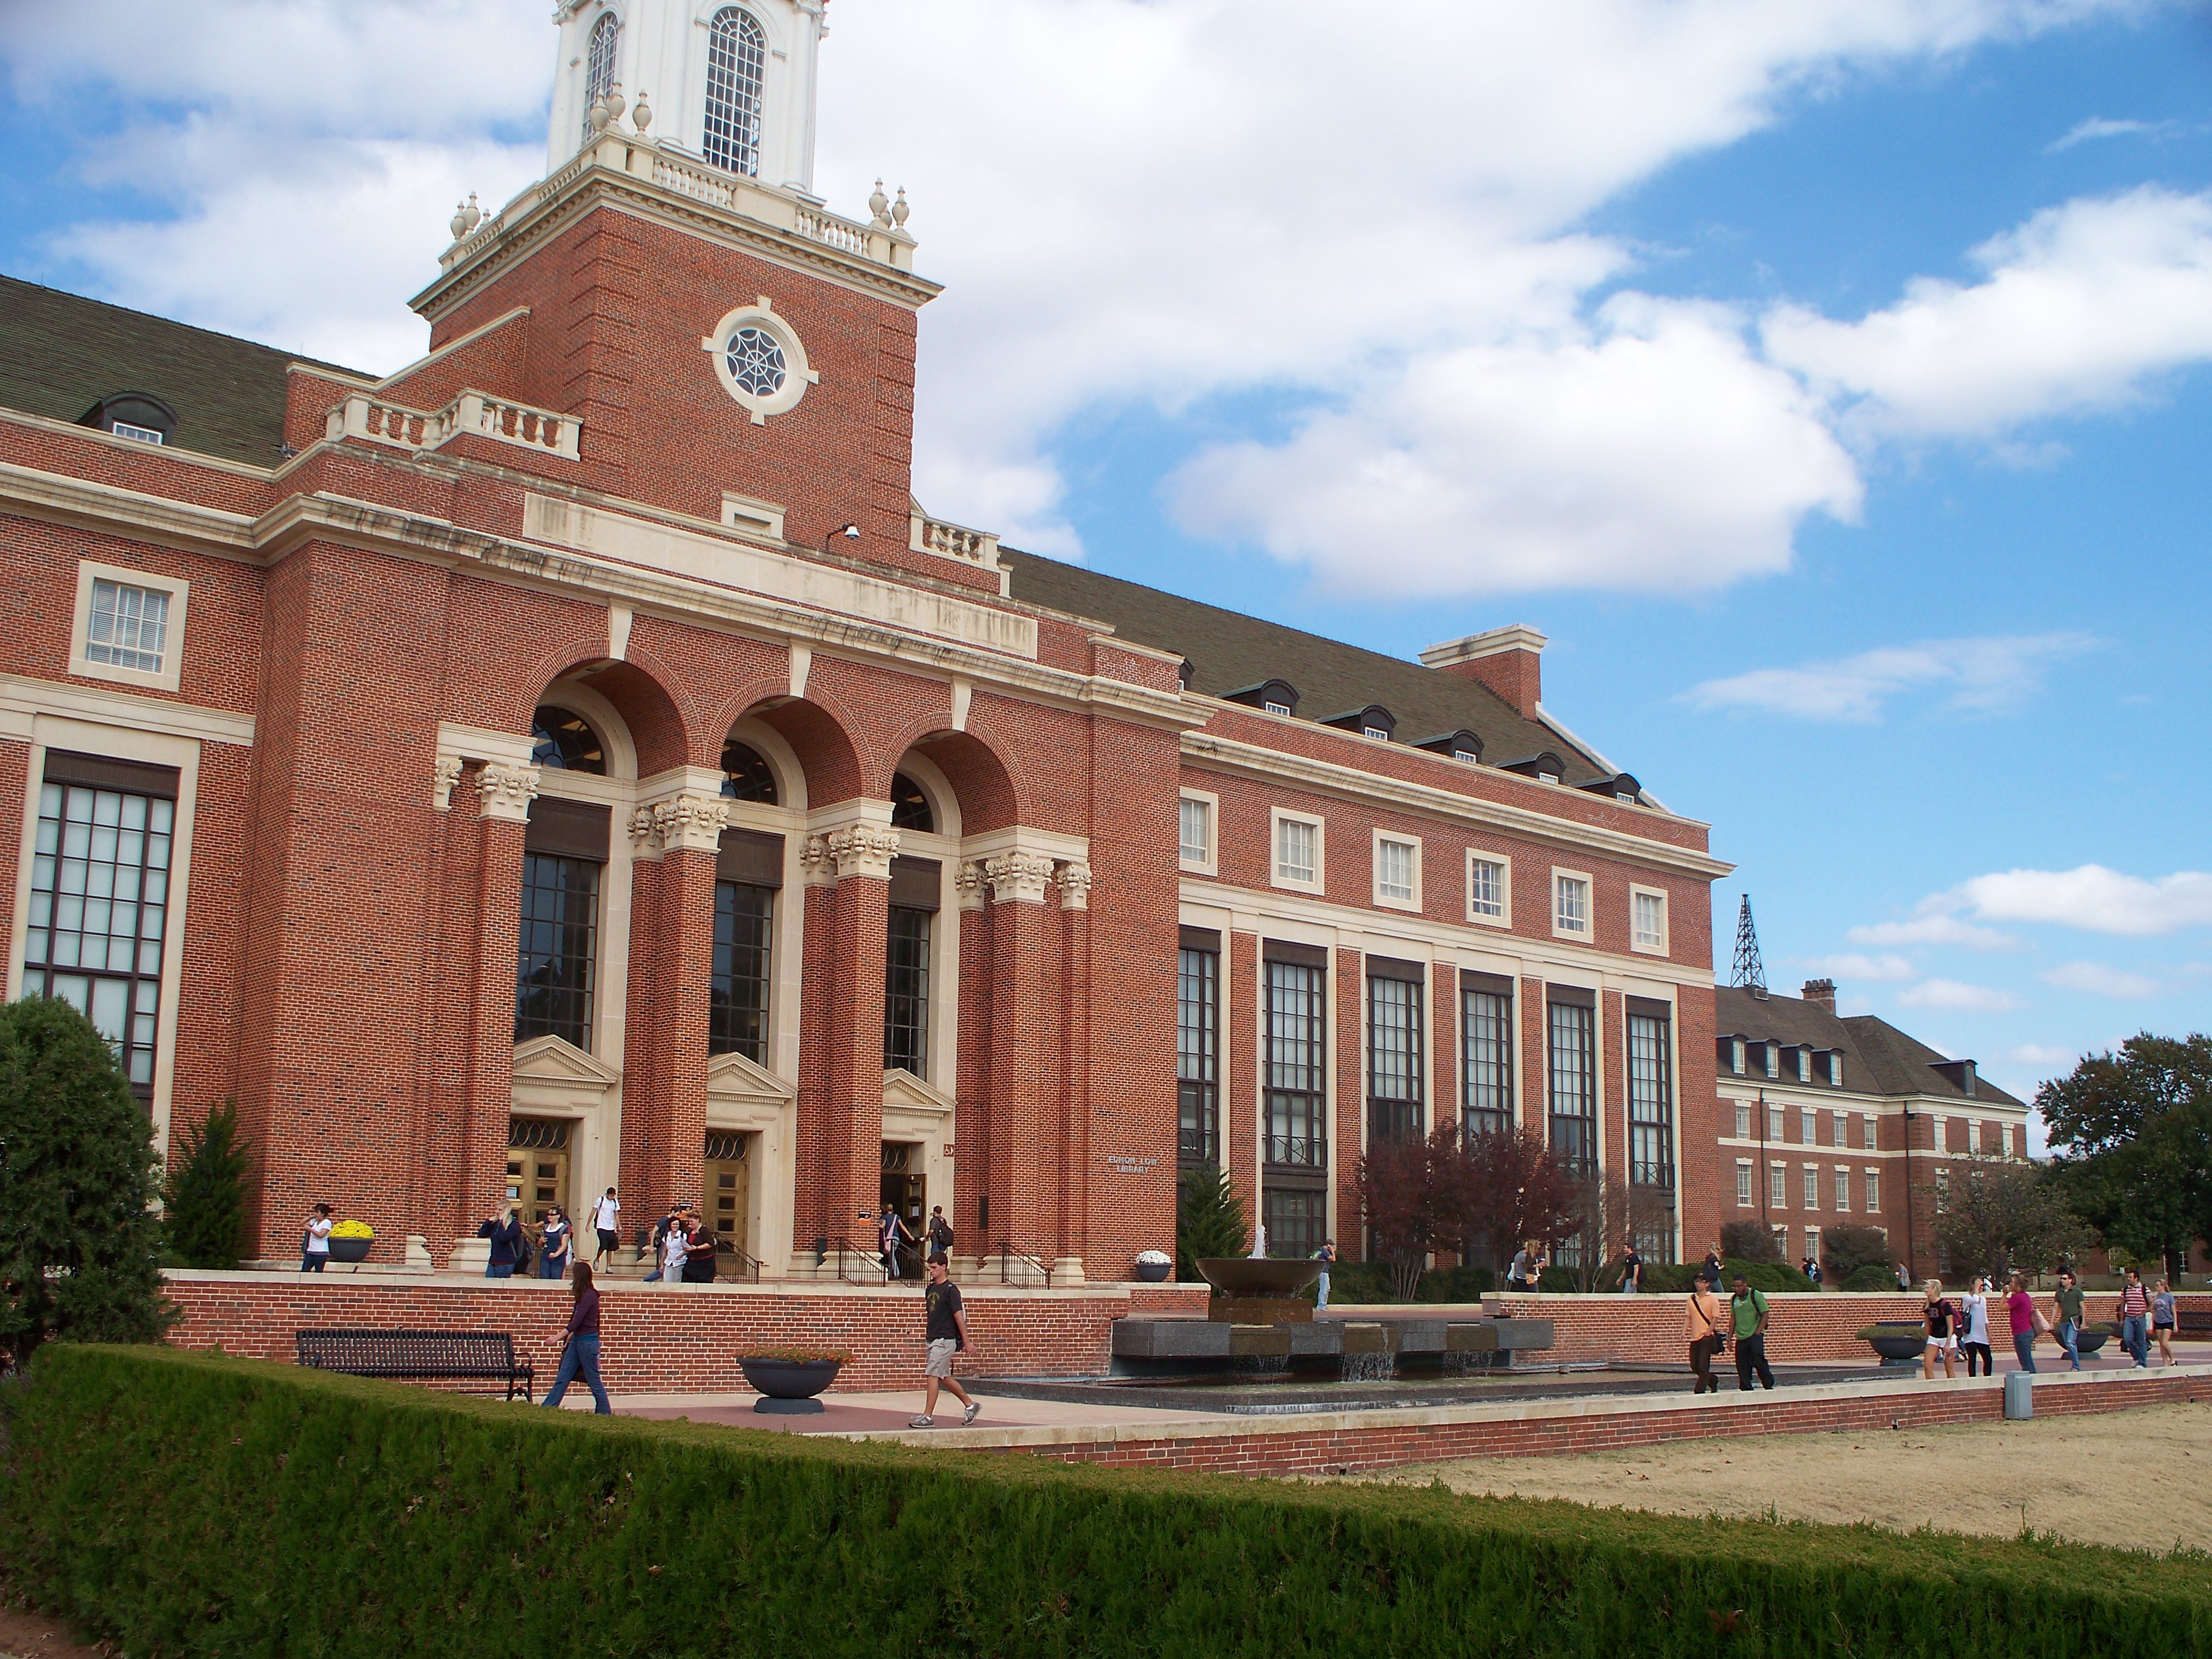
161,1097 -> 254,1269
5,1346 -> 2210,1658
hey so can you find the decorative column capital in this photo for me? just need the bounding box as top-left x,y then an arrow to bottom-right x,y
827,825 -> 900,882
984,849 -> 1055,905
431,753 -> 465,812
477,762 -> 540,823
627,805 -> 661,860
953,860 -> 987,911
1054,859 -> 1093,911
800,832 -> 838,888
651,790 -> 731,856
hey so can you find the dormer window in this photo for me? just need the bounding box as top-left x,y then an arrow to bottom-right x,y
1730,1038 -> 1746,1076
112,422 -> 164,445
1762,1044 -> 1778,1079
1504,750 -> 1568,786
1364,725 -> 1389,742
1796,1048 -> 1811,1083
1455,748 -> 1478,764
1323,704 -> 1397,743
1828,1053 -> 1843,1088
77,392 -> 179,447
1416,728 -> 1483,765
1265,700 -> 1291,717
1225,679 -> 1300,719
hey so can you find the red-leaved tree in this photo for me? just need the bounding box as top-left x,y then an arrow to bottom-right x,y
1356,1126 -> 1460,1300
1454,1125 -> 1580,1277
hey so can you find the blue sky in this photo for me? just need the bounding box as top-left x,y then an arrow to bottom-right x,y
4,1 -> 2209,1136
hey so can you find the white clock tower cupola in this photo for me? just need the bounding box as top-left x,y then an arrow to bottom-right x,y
547,0 -> 827,197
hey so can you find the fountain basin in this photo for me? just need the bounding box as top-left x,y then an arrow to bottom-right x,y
1195,1257 -> 1321,1297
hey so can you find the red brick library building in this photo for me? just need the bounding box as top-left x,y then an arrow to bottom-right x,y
0,0 -> 1745,1279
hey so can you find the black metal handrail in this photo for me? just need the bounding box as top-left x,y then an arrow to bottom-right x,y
998,1240 -> 1052,1287
1264,1134 -> 1327,1168
718,1243 -> 765,1284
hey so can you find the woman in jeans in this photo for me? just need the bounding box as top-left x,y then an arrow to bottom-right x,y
537,1206 -> 573,1281
1959,1277 -> 1995,1377
1684,1280 -> 1727,1394
2004,1274 -> 2041,1373
540,1261 -> 612,1414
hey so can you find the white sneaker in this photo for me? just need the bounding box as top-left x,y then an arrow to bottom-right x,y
961,1402 -> 980,1425
907,1415 -> 934,1428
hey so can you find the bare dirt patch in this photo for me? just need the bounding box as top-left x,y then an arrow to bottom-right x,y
1342,1401 -> 2212,1556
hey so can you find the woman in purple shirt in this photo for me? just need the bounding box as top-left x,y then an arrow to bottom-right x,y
541,1261 -> 612,1414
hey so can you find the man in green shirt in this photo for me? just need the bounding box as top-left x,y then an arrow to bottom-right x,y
1731,1275 -> 1775,1390
2054,1271 -> 2086,1371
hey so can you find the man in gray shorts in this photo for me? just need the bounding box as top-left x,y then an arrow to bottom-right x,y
910,1254 -> 980,1428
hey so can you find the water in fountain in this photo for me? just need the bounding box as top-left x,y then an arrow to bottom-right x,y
1233,1353 -> 1290,1375
1338,1350 -> 1395,1383
1441,1350 -> 1503,1377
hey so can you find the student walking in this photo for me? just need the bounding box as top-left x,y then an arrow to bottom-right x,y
2119,1269 -> 2152,1368
1685,1280 -> 1728,1394
2152,1279 -> 2177,1366
540,1262 -> 612,1415
2005,1274 -> 2041,1373
1314,1239 -> 1337,1310
1699,1246 -> 1725,1293
588,1187 -> 622,1269
879,1203 -> 914,1282
1621,1242 -> 1644,1294
909,1256 -> 980,1428
927,1205 -> 954,1260
538,1206 -> 574,1280
1507,1241 -> 1546,1294
658,1210 -> 690,1288
644,1203 -> 682,1284
2053,1269 -> 2086,1370
478,1206 -> 525,1279
301,1203 -> 333,1272
1730,1275 -> 1775,1390
1960,1277 -> 1995,1377
680,1209 -> 717,1284
1921,1279 -> 1959,1381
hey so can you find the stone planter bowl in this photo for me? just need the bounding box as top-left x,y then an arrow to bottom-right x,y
1134,1258 -> 1172,1283
1861,1324 -> 1926,1365
326,1236 -> 373,1264
2070,1324 -> 2112,1355
739,1356 -> 843,1415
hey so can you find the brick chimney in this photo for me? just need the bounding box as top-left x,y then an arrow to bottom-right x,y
1420,624 -> 1546,719
1802,978 -> 1837,1014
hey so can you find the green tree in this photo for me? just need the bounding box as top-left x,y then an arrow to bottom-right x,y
1820,1224 -> 1891,1284
2038,1033 -> 2212,1282
1720,1219 -> 1782,1262
1928,1159 -> 2086,1283
0,997 -> 174,1373
162,1098 -> 254,1270
1175,1163 -> 1249,1281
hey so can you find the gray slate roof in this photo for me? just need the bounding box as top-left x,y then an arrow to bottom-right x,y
998,547 -> 1610,784
1713,985 -> 2023,1109
0,273 -> 361,467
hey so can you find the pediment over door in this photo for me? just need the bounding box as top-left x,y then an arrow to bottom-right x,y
706,1048 -> 797,1107
513,1034 -> 623,1092
883,1067 -> 956,1116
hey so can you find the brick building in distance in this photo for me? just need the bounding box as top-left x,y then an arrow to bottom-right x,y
0,0 -> 1733,1278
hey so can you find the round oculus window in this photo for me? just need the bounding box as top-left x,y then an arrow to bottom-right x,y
726,326 -> 789,398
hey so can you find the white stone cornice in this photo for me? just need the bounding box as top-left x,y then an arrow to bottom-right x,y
1055,860 -> 1093,911
477,762 -> 541,822
437,721 -> 536,768
958,824 -> 1092,865
0,672 -> 255,749
984,850 -> 1055,905
1182,731 -> 1734,882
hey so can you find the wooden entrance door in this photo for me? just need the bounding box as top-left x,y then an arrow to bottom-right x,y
879,1141 -> 925,1278
703,1130 -> 750,1276
507,1118 -> 571,1229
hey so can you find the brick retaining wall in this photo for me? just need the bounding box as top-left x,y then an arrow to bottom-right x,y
996,1366 -> 2212,1479
164,1271 -> 1211,1394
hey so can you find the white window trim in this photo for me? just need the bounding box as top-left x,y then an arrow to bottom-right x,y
1627,882 -> 1668,957
1802,1163 -> 1819,1209
1735,1159 -> 1752,1208
1769,1162 -> 1787,1209
1864,1167 -> 1881,1213
1730,1038 -> 1746,1076
1550,865 -> 1593,941
1833,1164 -> 1851,1211
69,561 -> 188,695
1464,849 -> 1511,928
1269,807 -> 1325,895
1178,788 -> 1218,876
700,298 -> 817,425
1371,827 -> 1421,912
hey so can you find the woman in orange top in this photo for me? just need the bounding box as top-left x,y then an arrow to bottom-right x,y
1685,1281 -> 1728,1394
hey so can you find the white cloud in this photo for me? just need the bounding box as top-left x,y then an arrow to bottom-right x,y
1681,633 -> 2094,722
2,0 -> 2156,590
2041,961 -> 2161,998
2006,1043 -> 2079,1067
2046,116 -> 2158,152
1952,864 -> 2212,936
1801,952 -> 1918,982
1897,978 -> 2023,1013
1847,914 -> 2023,951
1762,187 -> 2212,442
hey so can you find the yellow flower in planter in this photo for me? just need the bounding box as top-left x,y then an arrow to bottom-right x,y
330,1219 -> 375,1240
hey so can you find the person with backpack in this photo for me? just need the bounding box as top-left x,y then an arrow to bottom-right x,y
878,1203 -> 914,1282
1699,1245 -> 1725,1293
927,1204 -> 954,1260
588,1187 -> 622,1270
1730,1274 -> 1774,1390
1921,1279 -> 1960,1381
2119,1269 -> 2152,1368
1801,1253 -> 1823,1290
1684,1278 -> 1728,1394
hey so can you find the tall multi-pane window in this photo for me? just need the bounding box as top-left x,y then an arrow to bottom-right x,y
515,854 -> 599,1049
24,768 -> 174,1096
702,7 -> 768,176
1375,838 -> 1416,904
1264,1189 -> 1324,1259
1799,1107 -> 1815,1144
708,882 -> 773,1062
1468,856 -> 1505,920
581,11 -> 619,142
1265,958 -> 1325,1166
1460,982 -> 1513,1139
883,907 -> 931,1076
1866,1168 -> 1881,1212
1834,1167 -> 1851,1211
1178,796 -> 1212,865
1802,1165 -> 1819,1209
84,580 -> 171,675
1553,873 -> 1590,935
1864,1115 -> 1879,1151
1632,889 -> 1666,952
1177,944 -> 1219,1163
1736,1161 -> 1752,1207
1366,972 -> 1423,1142
1626,1009 -> 1673,1187
1769,1164 -> 1787,1209
1275,816 -> 1317,885
1546,999 -> 1595,1175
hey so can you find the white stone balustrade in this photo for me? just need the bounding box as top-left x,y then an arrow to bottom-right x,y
909,509 -> 1004,572
326,389 -> 581,463
441,129 -> 916,275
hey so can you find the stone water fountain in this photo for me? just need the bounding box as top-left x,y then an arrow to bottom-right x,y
1109,1258 -> 1555,1380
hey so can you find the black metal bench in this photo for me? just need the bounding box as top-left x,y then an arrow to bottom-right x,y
295,1329 -> 535,1400
2177,1309 -> 2211,1339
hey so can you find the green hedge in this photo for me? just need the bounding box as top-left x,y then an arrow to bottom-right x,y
1308,1262 -> 1494,1304
6,1348 -> 2212,1657
1640,1259 -> 1817,1295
